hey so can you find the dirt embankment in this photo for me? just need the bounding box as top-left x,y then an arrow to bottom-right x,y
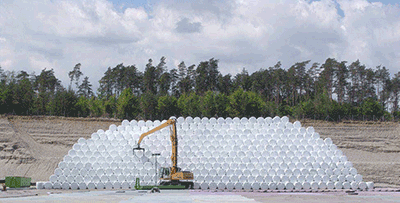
0,116 -> 121,181
0,116 -> 399,187
300,119 -> 400,187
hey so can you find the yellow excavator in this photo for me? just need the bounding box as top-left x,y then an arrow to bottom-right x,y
133,118 -> 194,189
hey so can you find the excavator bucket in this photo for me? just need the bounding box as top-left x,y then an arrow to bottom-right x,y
133,145 -> 151,163
133,145 -> 145,155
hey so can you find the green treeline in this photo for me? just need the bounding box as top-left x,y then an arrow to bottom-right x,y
0,57 -> 397,121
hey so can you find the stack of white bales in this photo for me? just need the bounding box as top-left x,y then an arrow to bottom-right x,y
40,116 -> 373,191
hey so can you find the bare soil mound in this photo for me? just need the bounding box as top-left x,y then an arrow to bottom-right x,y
0,116 -> 121,182
301,119 -> 400,187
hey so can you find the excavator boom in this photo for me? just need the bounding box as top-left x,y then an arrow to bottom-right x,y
134,119 -> 179,175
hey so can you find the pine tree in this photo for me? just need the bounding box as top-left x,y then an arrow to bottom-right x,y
77,76 -> 93,98
15,71 -> 35,114
68,63 -> 83,89
169,68 -> 179,96
217,74 -> 232,95
347,60 -> 361,104
286,66 -> 297,106
364,68 -> 376,99
269,62 -> 285,105
195,58 -> 220,95
124,65 -> 142,94
34,68 -> 61,115
98,67 -> 114,99
333,61 -> 348,104
306,62 -> 321,100
294,60 -> 310,103
391,72 -> 400,112
318,58 -> 338,100
177,62 -> 195,95
233,68 -> 251,91
143,59 -> 158,95
375,65 -> 390,109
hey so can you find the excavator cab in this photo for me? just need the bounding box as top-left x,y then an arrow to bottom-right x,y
159,167 -> 193,188
160,167 -> 183,179
160,167 -> 170,179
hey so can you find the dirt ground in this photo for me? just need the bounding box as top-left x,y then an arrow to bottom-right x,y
300,119 -> 400,187
0,116 -> 121,182
0,116 -> 399,188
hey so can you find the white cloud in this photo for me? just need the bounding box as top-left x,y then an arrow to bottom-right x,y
0,59 -> 12,69
0,0 -> 399,91
338,0 -> 400,70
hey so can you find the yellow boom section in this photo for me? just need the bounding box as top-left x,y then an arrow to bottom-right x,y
136,118 -> 179,175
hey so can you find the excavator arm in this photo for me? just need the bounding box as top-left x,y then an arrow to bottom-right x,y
133,118 -> 179,175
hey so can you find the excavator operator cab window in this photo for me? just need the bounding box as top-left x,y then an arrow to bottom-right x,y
160,167 -> 170,178
177,167 -> 181,172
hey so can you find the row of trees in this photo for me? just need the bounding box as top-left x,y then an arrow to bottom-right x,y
0,57 -> 397,120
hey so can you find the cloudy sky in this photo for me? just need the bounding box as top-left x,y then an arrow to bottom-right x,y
0,0 -> 399,92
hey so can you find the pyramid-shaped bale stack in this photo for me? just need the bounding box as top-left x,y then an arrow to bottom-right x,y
40,116 -> 372,190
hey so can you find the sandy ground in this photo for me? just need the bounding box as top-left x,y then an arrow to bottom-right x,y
1,116 -> 400,188
0,116 -> 121,182
300,119 -> 400,187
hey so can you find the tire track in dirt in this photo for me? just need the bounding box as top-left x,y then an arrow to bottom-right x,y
7,118 -> 49,160
1,116 -> 121,181
1,118 -> 68,180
